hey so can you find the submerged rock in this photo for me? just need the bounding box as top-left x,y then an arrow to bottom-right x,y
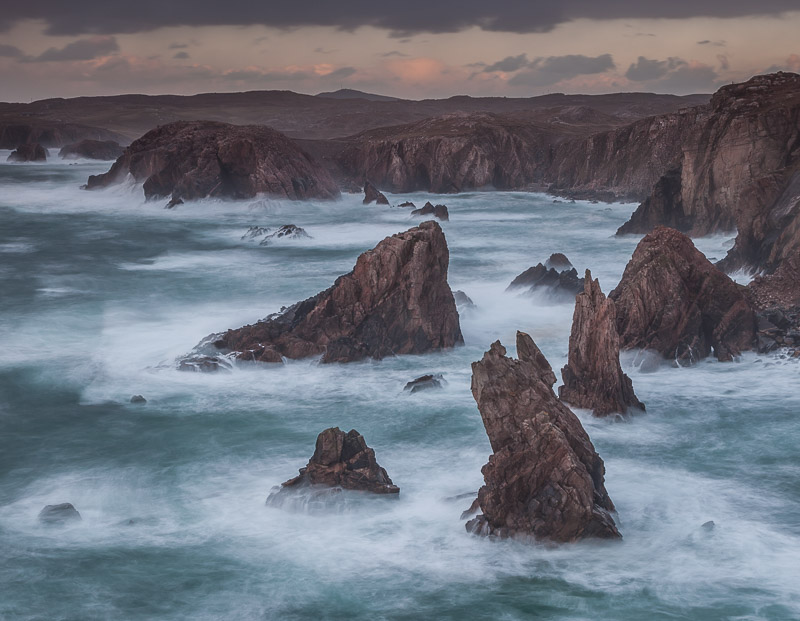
58,139 -> 123,161
363,180 -> 389,205
404,373 -> 446,393
241,226 -> 272,241
266,427 -> 399,503
507,255 -> 584,300
559,270 -> 644,417
259,224 -> 311,245
411,201 -> 449,221
130,395 -> 147,404
466,331 -> 621,542
610,227 -> 756,363
38,503 -> 81,524
8,143 -> 48,162
177,355 -> 233,373
208,221 -> 463,363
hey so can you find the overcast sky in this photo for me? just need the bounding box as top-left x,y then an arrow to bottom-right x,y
1,2 -> 798,101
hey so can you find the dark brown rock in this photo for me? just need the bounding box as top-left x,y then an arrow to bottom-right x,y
58,139 -> 124,161
363,180 -> 389,205
86,120 -> 339,202
210,221 -> 463,363
466,332 -> 621,542
404,373 -> 446,393
609,227 -> 756,363
411,201 -> 449,221
270,427 -> 398,495
398,201 -> 416,208
7,143 -> 48,162
507,261 -> 584,300
559,270 -> 644,417
617,166 -> 692,235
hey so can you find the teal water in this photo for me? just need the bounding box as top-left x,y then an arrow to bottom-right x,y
1,154 -> 799,620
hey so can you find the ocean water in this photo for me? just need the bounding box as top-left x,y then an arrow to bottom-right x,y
1,154 -> 799,621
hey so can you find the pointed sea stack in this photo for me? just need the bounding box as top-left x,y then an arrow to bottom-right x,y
559,270 -> 643,416
209,221 -> 463,363
363,180 -> 389,205
467,331 -> 621,542
610,226 -> 756,363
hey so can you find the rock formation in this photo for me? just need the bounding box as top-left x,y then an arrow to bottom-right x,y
58,139 -> 124,160
38,503 -> 82,524
363,180 -> 389,205
204,221 -> 463,364
453,290 -> 475,309
130,395 -> 147,404
467,332 -> 621,542
259,225 -> 311,245
267,427 -> 399,497
7,143 -> 48,162
404,374 -> 446,393
609,227 -> 756,363
507,255 -> 584,300
411,201 -> 449,221
559,271 -> 644,416
85,121 -> 340,202
0,119 -> 125,149
544,253 -> 573,270
398,201 -> 415,208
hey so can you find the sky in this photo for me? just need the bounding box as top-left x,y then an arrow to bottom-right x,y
1,2 -> 799,102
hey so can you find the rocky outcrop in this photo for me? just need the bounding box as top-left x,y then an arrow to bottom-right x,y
85,121 -> 339,202
559,271 -> 644,416
453,290 -> 475,310
544,253 -> 573,270
7,143 -> 48,162
610,227 -> 756,363
363,180 -> 389,205
206,221 -> 463,364
0,119 -> 125,149
267,427 -> 399,497
38,503 -> 81,524
411,201 -> 449,221
398,201 -> 415,208
404,373 -> 446,393
507,255 -> 584,300
466,332 -> 621,542
617,166 -> 691,235
59,139 -> 124,160
259,224 -> 311,245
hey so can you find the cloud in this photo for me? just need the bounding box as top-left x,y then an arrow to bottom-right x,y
764,53 -> 800,73
1,1 -> 797,36
717,54 -> 729,71
482,53 -> 530,73
509,53 -> 615,87
168,42 -> 188,49
326,66 -> 356,78
697,39 -> 726,46
625,56 -> 685,81
379,51 -> 408,58
26,36 -> 118,62
173,51 -> 190,59
0,44 -> 23,58
624,56 -> 718,91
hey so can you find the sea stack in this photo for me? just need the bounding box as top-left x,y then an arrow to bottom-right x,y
559,270 -> 643,416
467,331 -> 621,542
363,180 -> 389,205
610,227 -> 756,364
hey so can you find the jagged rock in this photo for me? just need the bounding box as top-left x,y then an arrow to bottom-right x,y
559,270 -> 644,417
208,221 -> 463,363
507,260 -> 584,300
466,332 -> 621,542
544,253 -> 573,270
363,180 -> 389,205
58,139 -> 124,161
241,226 -> 272,241
398,201 -> 416,208
411,201 -> 449,221
85,120 -> 339,201
177,355 -> 233,372
453,290 -> 475,309
266,427 -> 399,501
617,166 -> 691,235
7,143 -> 48,162
165,197 -> 183,209
38,503 -> 81,524
404,373 -> 446,393
259,224 -> 311,245
130,395 -> 147,404
609,227 -> 756,363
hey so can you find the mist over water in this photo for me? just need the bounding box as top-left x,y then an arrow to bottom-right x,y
1,155 -> 799,620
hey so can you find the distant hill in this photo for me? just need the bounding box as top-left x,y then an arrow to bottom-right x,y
316,89 -> 402,102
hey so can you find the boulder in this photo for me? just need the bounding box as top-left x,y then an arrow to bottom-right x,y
38,503 -> 82,524
507,259 -> 584,300
259,224 -> 311,245
559,270 -> 644,417
267,427 -> 399,499
466,332 -> 621,542
7,143 -> 48,162
404,373 -> 446,393
208,221 -> 463,363
58,139 -> 124,161
85,120 -> 339,202
411,201 -> 449,221
609,227 -> 756,363
363,180 -> 389,205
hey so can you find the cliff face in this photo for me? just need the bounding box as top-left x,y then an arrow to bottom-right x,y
0,119 -> 126,149
86,120 -> 340,202
212,221 -> 463,363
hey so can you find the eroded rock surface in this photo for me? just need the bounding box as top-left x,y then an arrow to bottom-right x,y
363,180 -> 389,205
467,331 -> 621,542
507,255 -> 584,300
559,271 -> 644,416
8,143 -> 48,162
404,373 -> 446,393
411,201 -> 449,221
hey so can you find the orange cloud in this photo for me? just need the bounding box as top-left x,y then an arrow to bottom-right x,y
385,57 -> 446,83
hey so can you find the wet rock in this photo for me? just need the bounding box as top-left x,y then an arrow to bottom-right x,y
241,226 -> 272,241
267,427 -> 399,502
544,253 -> 573,270
453,290 -> 475,309
177,355 -> 233,373
86,120 -> 339,201
38,503 -> 81,524
165,196 -> 183,209
58,139 -> 124,161
211,221 -> 463,363
701,520 -> 716,531
7,143 -> 48,162
404,373 -> 446,393
398,201 -> 416,208
411,201 -> 449,221
466,331 -> 621,542
363,180 -> 389,205
559,270 -> 644,417
507,260 -> 584,301
610,227 -> 756,363
259,224 -> 311,245
130,395 -> 147,404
